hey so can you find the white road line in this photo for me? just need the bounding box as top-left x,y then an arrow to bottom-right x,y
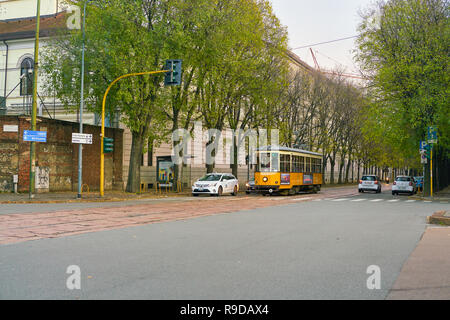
292,197 -> 313,202
350,199 -> 367,202
423,201 -> 432,203
387,199 -> 400,202
405,200 -> 416,202
331,198 -> 349,202
370,199 -> 384,202
312,199 -> 322,202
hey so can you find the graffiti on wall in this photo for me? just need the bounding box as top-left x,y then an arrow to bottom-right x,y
35,167 -> 50,190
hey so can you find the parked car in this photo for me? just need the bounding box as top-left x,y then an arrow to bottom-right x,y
358,175 -> 382,193
192,173 -> 239,196
245,179 -> 256,194
392,176 -> 417,195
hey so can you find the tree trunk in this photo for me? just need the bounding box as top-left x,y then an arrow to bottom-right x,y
126,131 -> 145,193
231,136 -> 238,178
329,156 -> 336,184
345,158 -> 351,183
338,155 -> 345,184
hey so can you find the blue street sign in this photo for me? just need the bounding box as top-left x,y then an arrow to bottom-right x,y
23,130 -> 47,143
427,126 -> 437,144
420,141 -> 428,151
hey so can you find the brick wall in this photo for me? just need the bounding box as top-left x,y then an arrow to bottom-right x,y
0,116 -> 123,193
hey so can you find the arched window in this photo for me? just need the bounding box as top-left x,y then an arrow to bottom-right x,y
20,58 -> 34,96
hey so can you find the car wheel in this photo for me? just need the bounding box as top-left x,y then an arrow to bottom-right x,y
217,186 -> 223,197
232,186 -> 238,196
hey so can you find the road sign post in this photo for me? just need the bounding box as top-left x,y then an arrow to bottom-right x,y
426,126 -> 438,197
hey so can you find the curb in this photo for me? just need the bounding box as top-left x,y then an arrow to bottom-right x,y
427,211 -> 450,226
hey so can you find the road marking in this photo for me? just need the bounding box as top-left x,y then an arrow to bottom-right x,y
423,201 -> 432,203
331,198 -> 349,202
370,199 -> 384,202
387,199 -> 400,202
405,200 -> 416,203
350,199 -> 367,202
292,197 -> 313,202
312,199 -> 322,202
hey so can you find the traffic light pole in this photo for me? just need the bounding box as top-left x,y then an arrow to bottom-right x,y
100,70 -> 170,197
430,146 -> 433,197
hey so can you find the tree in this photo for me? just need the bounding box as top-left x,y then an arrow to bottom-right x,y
42,0 -> 185,193
356,0 -> 449,191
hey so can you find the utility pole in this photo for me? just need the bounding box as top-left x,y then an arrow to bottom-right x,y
78,1 -> 90,199
29,0 -> 41,199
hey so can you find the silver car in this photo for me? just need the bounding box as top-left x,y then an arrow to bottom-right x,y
358,175 -> 382,193
392,176 -> 416,195
192,173 -> 239,196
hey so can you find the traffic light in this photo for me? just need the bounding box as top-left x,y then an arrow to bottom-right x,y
164,60 -> 182,86
425,144 -> 432,159
103,137 -> 114,153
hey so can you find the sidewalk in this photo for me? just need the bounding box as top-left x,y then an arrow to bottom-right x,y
412,186 -> 450,202
387,226 -> 450,300
0,190 -> 190,204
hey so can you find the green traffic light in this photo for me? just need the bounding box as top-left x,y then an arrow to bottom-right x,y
103,137 -> 114,153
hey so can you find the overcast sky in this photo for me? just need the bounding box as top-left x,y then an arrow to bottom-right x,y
270,0 -> 375,74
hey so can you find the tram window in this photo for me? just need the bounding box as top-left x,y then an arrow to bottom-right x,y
271,153 -> 279,172
305,157 -> 311,173
316,159 -> 322,173
312,158 -> 321,173
258,153 -> 271,172
292,156 -> 300,172
299,156 -> 305,172
280,154 -> 291,172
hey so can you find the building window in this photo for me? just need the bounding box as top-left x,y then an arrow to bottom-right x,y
20,58 -> 34,96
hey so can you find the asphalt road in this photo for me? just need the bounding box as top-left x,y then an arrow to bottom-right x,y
0,189 -> 448,299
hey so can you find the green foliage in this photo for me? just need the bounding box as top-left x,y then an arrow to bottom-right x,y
356,0 -> 449,167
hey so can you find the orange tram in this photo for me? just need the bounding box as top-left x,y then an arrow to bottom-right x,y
254,146 -> 323,195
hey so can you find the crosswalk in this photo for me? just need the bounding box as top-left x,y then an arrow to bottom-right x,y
301,197 -> 449,204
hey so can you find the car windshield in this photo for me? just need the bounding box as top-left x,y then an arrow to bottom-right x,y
362,176 -> 376,181
396,177 -> 411,181
198,174 -> 222,182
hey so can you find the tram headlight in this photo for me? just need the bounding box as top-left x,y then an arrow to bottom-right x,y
263,177 -> 268,182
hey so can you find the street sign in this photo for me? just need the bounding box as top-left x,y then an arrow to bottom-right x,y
421,154 -> 428,164
419,141 -> 428,152
23,130 -> 47,143
72,133 -> 93,145
427,126 -> 438,144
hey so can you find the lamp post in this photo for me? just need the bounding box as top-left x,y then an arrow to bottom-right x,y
78,0 -> 91,199
29,0 -> 41,199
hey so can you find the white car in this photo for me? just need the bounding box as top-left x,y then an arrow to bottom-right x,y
192,173 -> 239,196
392,176 -> 416,195
358,175 -> 382,193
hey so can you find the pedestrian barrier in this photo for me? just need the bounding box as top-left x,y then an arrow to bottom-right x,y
140,183 -> 147,193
